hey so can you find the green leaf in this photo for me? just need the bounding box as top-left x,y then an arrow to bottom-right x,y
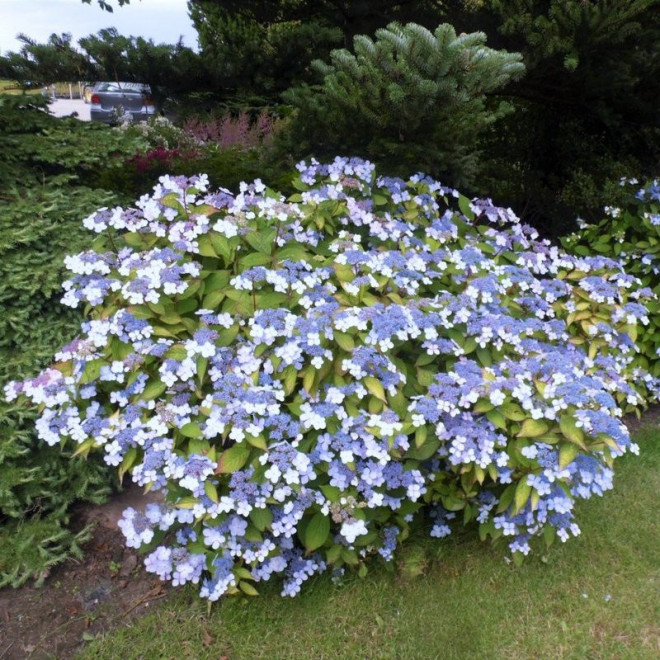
165,345 -> 188,361
300,512 -> 330,552
217,324 -> 240,347
205,270 -> 231,291
197,235 -> 218,258
217,443 -> 250,473
517,418 -> 549,438
441,495 -> 466,512
211,234 -> 235,263
140,379 -> 167,401
476,348 -> 492,366
514,478 -> 532,513
245,228 -> 276,255
415,352 -> 437,367
473,398 -> 494,414
458,195 -> 474,221
239,252 -> 272,269
406,438 -> 440,461
238,581 -> 259,596
247,435 -> 268,451
202,289 -> 226,310
80,358 -> 105,384
256,292 -> 289,309
118,447 -> 138,481
179,422 -> 202,439
414,425 -> 427,448
335,331 -> 355,352
416,368 -> 435,388
559,415 -> 586,449
363,376 -> 386,403
486,408 -> 507,430
249,507 -> 273,532
387,390 -> 408,419
204,481 -> 219,503
500,402 -> 526,421
275,244 -> 311,262
320,485 -> 341,502
558,443 -> 580,469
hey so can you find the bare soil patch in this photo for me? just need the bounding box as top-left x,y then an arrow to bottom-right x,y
0,486 -> 168,660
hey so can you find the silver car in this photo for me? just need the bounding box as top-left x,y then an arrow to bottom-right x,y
89,82 -> 156,124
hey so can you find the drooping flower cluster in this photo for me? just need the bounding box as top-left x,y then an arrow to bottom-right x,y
6,157 -> 656,599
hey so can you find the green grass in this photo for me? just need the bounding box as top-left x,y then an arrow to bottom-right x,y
80,426 -> 660,660
0,79 -> 84,97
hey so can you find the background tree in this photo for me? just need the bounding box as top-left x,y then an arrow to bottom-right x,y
282,22 -> 524,188
189,1 -> 342,106
0,33 -> 91,88
467,0 -> 660,235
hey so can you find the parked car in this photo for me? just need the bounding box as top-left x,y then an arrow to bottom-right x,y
89,81 -> 156,124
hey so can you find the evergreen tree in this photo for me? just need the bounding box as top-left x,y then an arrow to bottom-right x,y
189,1 -> 342,106
461,0 -> 660,235
282,22 -> 524,188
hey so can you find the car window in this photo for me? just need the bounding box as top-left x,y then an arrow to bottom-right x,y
94,82 -> 150,94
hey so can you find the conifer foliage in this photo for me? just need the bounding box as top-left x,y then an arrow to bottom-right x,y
283,22 -> 524,188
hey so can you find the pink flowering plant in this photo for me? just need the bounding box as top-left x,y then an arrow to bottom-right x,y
5,157 -> 656,599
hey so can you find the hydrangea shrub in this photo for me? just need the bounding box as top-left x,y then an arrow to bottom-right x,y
6,158 -> 655,599
562,178 -> 660,376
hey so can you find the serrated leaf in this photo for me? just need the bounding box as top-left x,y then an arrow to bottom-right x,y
245,228 -> 276,255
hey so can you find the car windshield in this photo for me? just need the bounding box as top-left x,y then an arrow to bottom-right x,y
95,82 -> 150,94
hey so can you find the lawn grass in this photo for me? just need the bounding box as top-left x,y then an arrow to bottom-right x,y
80,425 -> 660,659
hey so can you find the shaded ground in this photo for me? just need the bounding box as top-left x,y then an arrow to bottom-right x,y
1,407 -> 659,659
0,487 -> 167,660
